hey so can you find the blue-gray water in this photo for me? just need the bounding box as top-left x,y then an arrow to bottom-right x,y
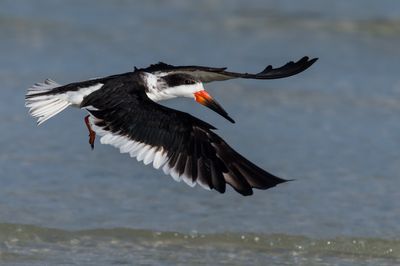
1,0 -> 400,265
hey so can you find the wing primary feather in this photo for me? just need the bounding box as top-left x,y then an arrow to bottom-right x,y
135,56 -> 317,83
210,160 -> 226,193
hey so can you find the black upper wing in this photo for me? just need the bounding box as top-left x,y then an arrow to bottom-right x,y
136,56 -> 318,83
81,81 -> 288,196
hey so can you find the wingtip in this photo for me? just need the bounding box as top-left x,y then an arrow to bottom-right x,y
241,189 -> 254,196
308,57 -> 319,64
297,56 -> 318,72
280,178 -> 294,184
299,56 -> 318,64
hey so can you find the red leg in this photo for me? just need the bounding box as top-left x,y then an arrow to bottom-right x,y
84,115 -> 96,150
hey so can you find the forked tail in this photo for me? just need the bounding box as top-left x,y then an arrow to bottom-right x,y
25,79 -> 70,125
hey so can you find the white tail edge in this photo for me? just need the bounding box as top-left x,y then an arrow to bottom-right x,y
25,79 -> 71,125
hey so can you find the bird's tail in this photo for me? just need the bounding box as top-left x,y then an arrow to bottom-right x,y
25,79 -> 70,125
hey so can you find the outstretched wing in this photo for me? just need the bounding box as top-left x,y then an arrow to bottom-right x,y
136,56 -> 318,83
81,83 -> 288,196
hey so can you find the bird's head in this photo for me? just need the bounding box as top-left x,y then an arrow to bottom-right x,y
147,73 -> 235,123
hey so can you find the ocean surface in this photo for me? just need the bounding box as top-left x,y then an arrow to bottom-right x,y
1,0 -> 400,265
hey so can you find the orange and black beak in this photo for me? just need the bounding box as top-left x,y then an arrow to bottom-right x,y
194,90 -> 235,123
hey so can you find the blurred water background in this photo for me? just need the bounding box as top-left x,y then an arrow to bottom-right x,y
1,0 -> 400,265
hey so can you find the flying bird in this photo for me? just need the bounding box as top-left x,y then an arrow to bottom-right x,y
25,56 -> 317,196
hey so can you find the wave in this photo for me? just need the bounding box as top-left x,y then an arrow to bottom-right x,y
0,223 -> 399,260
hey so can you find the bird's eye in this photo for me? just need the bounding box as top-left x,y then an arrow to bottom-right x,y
185,80 -> 194,85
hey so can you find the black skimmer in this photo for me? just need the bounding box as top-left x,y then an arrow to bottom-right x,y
25,56 -> 317,196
